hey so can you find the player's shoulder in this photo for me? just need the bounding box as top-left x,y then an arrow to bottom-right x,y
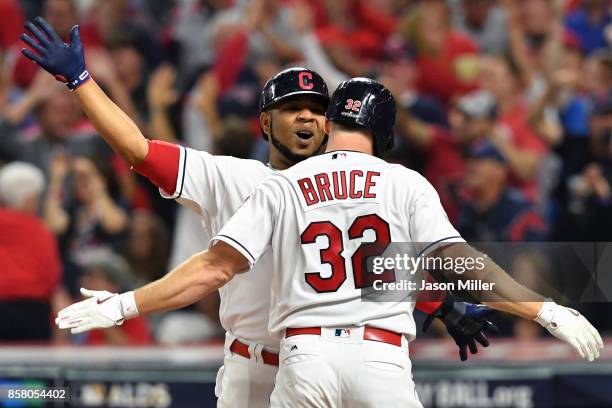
185,147 -> 271,176
284,150 -> 384,171
217,155 -> 271,173
385,162 -> 427,182
383,162 -> 438,198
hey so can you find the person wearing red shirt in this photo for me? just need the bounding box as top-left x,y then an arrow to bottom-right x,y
0,0 -> 24,52
0,162 -> 62,341
11,0 -> 81,89
311,0 -> 397,77
480,55 -> 550,201
399,0 -> 480,104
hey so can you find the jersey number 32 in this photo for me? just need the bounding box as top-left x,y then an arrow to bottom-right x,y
300,214 -> 396,293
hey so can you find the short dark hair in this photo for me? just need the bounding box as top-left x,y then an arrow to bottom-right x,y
332,121 -> 370,135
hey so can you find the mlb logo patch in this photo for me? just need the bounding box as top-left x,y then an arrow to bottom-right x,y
332,153 -> 347,160
335,329 -> 351,338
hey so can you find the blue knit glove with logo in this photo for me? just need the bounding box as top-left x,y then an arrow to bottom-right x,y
20,16 -> 90,91
423,294 -> 498,361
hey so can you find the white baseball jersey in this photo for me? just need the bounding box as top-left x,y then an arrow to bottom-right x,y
214,151 -> 464,340
163,146 -> 277,348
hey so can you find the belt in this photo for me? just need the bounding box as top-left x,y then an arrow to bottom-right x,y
229,339 -> 279,366
285,326 -> 402,347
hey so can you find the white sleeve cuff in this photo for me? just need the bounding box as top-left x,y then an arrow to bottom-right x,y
210,235 -> 256,266
418,236 -> 465,258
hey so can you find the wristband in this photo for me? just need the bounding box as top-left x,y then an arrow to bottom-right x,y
120,291 -> 139,319
65,70 -> 91,91
534,298 -> 556,326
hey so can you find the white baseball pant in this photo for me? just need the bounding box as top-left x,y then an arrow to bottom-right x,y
269,326 -> 423,408
215,333 -> 279,408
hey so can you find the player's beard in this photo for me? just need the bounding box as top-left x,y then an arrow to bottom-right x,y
269,118 -> 328,165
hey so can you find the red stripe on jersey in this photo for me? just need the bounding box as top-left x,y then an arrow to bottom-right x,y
133,140 -> 181,196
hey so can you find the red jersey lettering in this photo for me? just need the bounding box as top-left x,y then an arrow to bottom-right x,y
314,173 -> 334,202
349,170 -> 363,199
298,177 -> 319,206
364,171 -> 379,199
332,171 -> 348,199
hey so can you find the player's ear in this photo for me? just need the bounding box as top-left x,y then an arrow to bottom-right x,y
260,111 -> 272,138
324,119 -> 332,135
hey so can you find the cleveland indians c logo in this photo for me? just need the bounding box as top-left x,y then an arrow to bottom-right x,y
298,72 -> 314,90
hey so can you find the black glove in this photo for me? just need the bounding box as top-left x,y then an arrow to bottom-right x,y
423,294 -> 498,361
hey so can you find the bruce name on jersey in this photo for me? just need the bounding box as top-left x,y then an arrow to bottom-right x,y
297,170 -> 380,206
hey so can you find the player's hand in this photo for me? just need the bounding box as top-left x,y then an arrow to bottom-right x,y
20,16 -> 90,90
55,288 -> 135,334
423,295 -> 498,361
535,300 -> 604,362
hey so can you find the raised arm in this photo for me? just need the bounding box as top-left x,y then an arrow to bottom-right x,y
20,17 -> 148,165
74,80 -> 148,164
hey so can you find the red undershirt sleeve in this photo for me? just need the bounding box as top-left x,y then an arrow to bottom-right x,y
132,140 -> 181,196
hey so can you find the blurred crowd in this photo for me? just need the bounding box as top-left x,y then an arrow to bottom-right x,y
0,0 -> 611,345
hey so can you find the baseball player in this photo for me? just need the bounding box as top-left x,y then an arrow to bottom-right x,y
55,77 -> 603,407
24,18 -> 493,407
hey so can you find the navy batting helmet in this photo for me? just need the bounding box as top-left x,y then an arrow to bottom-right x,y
259,67 -> 330,139
326,78 -> 396,156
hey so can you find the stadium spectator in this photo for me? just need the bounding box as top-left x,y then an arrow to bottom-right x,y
0,161 -> 62,341
120,209 -> 169,282
586,54 -> 612,159
565,162 -> 612,241
379,36 -> 448,128
0,83 -> 108,171
146,64 -> 179,143
214,0 -> 302,65
160,0 -> 228,79
565,0 -> 612,55
479,55 -> 550,201
0,0 -> 24,53
0,0 -> 19,111
396,90 -> 497,221
457,141 -> 548,242
44,154 -> 128,291
78,249 -> 152,345
398,0 -> 480,104
538,44 -> 589,178
308,0 -> 396,77
79,0 -> 161,69
291,5 -> 446,169
449,0 -> 508,54
11,0 -> 78,89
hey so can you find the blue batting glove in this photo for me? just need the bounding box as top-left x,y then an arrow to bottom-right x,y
423,294 -> 498,361
20,16 -> 90,91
